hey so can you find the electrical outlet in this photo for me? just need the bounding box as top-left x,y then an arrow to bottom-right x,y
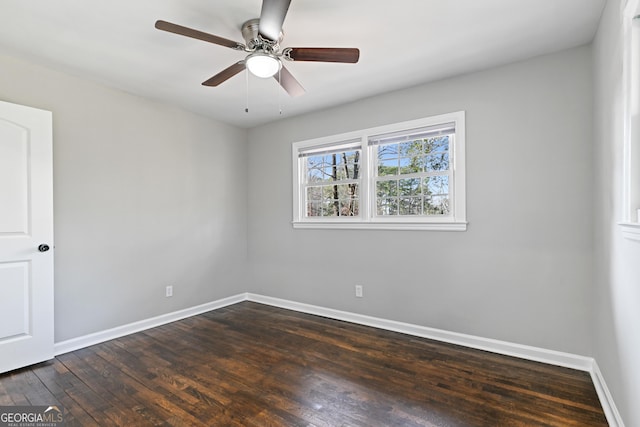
165,285 -> 173,297
355,285 -> 363,298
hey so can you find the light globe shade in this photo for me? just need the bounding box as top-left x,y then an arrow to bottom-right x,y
246,53 -> 281,78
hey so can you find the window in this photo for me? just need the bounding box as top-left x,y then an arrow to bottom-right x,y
621,0 -> 640,240
371,123 -> 453,217
300,139 -> 361,218
292,111 -> 466,230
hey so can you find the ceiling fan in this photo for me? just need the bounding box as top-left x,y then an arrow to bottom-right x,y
155,0 -> 360,97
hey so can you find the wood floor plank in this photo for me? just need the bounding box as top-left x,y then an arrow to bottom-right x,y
11,367 -> 57,406
0,379 -> 15,405
86,342 -> 210,426
57,351 -> 165,426
1,369 -> 38,406
30,357 -> 114,426
0,302 -> 607,426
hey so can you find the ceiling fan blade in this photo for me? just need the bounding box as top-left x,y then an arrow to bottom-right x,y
285,47 -> 360,63
155,20 -> 244,50
202,61 -> 246,86
259,0 -> 291,41
274,65 -> 305,97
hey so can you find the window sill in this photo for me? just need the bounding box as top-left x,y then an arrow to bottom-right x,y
619,222 -> 640,241
292,221 -> 468,231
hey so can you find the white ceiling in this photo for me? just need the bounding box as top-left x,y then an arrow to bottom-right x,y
0,0 -> 606,128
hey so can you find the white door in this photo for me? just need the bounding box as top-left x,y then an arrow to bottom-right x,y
0,100 -> 54,373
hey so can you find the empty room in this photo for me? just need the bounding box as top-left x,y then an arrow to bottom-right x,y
0,0 -> 638,425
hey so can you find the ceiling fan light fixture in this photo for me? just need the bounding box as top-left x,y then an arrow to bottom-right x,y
246,52 -> 281,78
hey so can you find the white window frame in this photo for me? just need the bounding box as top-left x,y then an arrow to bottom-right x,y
620,0 -> 640,240
292,111 -> 467,231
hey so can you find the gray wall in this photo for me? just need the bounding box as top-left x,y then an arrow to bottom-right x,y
248,46 -> 594,356
0,53 -> 249,342
593,0 -> 640,424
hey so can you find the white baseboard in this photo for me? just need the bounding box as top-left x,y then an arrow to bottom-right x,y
246,293 -> 593,371
590,360 -> 625,427
54,293 -> 247,355
54,292 -> 623,426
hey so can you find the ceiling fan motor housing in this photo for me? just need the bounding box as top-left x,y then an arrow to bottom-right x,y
241,18 -> 282,51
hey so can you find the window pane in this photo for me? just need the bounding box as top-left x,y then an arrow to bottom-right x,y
399,197 -> 422,215
307,155 -> 324,167
399,141 -> 423,157
377,197 -> 398,215
306,163 -> 332,182
322,198 -> 336,216
425,136 -> 449,153
306,165 -> 324,182
378,158 -> 398,176
306,155 -> 324,183
377,144 -> 398,176
399,157 -> 421,174
423,176 -> 449,195
377,180 -> 398,197
337,183 -> 359,199
399,178 -> 421,196
307,201 -> 322,217
339,199 -> 359,216
307,186 -> 322,201
378,144 -> 399,160
424,153 -> 449,172
339,162 -> 359,180
343,150 -> 360,161
322,166 -> 335,181
424,195 -> 450,215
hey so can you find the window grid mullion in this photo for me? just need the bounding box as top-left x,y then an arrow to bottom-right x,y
303,178 -> 360,187
375,171 -> 449,181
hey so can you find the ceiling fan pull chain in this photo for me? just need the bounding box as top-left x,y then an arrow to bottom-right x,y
278,67 -> 283,115
245,68 -> 250,113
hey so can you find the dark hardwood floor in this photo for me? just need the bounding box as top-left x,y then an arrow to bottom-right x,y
0,302 -> 607,426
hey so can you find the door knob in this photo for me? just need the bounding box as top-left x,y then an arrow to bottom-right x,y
38,244 -> 50,252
